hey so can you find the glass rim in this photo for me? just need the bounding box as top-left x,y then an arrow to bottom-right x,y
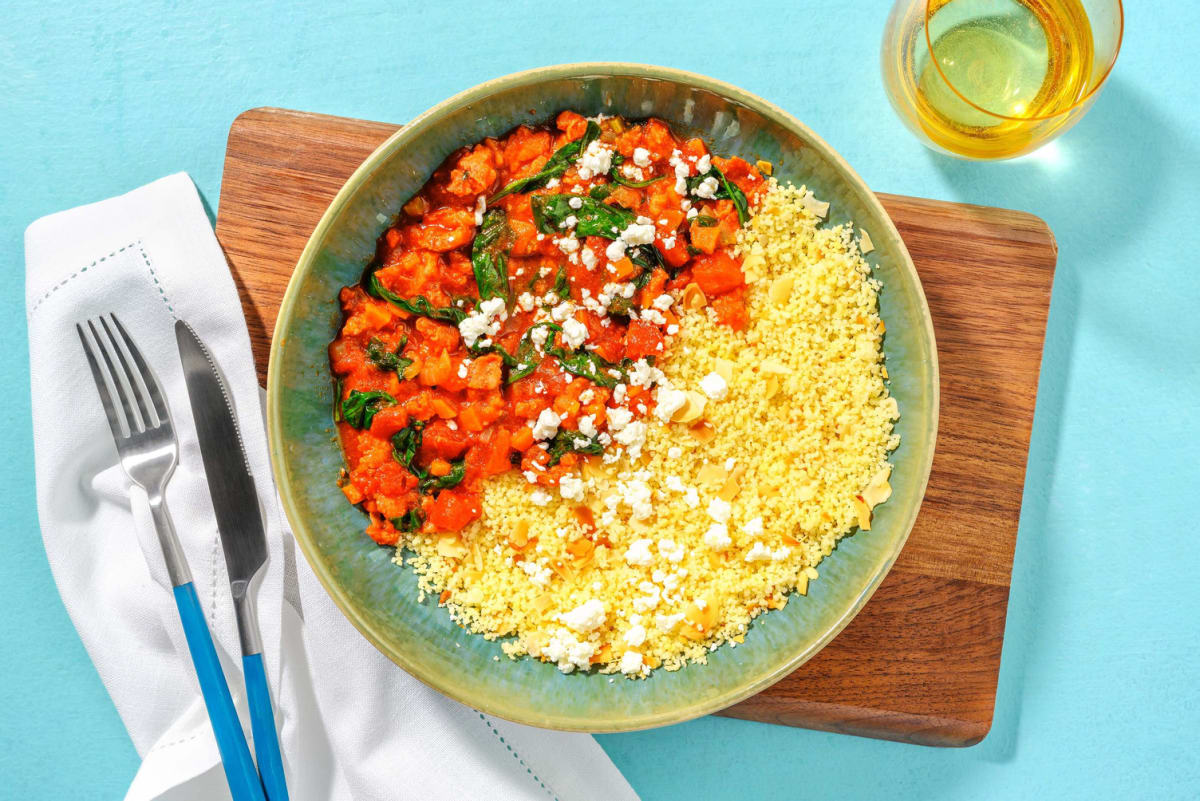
922,0 -> 1124,122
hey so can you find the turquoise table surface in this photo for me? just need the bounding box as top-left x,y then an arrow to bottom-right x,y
3,1 -> 1198,798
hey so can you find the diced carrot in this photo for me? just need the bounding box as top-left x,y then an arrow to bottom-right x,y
466,353 -> 503,390
428,458 -> 452,477
368,406 -> 410,439
431,396 -> 457,419
692,251 -> 745,296
457,405 -> 484,432
385,228 -> 402,249
639,268 -> 668,308
341,483 -> 364,504
689,222 -> 720,255
610,256 -> 637,281
510,425 -> 534,451
419,350 -> 453,386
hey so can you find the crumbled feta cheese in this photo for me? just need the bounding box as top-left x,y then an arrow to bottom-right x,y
613,421 -> 648,459
742,516 -> 764,536
621,221 -> 656,246
619,650 -> 645,675
622,164 -> 645,181
474,195 -> 486,225
576,414 -> 598,438
561,317 -> 589,349
627,359 -> 664,388
654,384 -> 688,422
580,247 -> 597,270
517,292 -> 536,312
623,623 -> 647,647
703,523 -> 732,550
612,383 -> 627,403
607,406 -> 633,431
577,141 -> 614,180
744,542 -> 773,562
522,470 -> 538,484
530,489 -> 552,506
633,147 -> 652,167
532,408 -> 561,441
605,238 -> 627,261
545,177 -> 560,189
683,488 -> 700,508
693,176 -> 720,199
457,297 -> 507,348
560,599 -> 606,633
559,474 -> 585,502
456,361 -> 468,379
695,154 -> 711,173
544,629 -> 595,673
651,294 -> 674,311
555,236 -> 580,254
624,538 -> 655,566
519,560 -> 552,586
707,497 -> 732,523
568,196 -> 583,210
619,477 -> 654,520
657,539 -> 685,563
699,371 -> 729,400
655,612 -> 685,632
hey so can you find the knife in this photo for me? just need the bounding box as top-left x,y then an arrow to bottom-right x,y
176,320 -> 290,801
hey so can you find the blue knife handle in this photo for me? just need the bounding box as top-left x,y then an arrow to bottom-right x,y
243,652 -> 289,801
173,583 -> 266,801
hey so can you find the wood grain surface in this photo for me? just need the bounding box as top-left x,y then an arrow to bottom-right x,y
215,107 -> 1056,747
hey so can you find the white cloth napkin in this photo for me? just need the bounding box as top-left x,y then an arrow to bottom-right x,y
24,173 -> 638,801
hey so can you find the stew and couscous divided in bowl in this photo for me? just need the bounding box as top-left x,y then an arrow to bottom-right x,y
267,63 -> 938,732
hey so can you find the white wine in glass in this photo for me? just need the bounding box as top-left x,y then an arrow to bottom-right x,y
882,0 -> 1123,160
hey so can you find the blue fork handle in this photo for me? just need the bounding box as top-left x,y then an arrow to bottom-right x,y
243,652 -> 289,801
173,583 -> 266,801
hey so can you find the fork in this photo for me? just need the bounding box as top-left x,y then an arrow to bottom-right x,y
78,313 -> 266,801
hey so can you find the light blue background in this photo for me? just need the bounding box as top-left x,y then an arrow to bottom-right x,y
3,1 -> 1197,798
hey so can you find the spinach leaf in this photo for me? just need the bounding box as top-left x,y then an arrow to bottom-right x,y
541,326 -> 625,388
365,269 -> 468,324
686,164 -> 750,226
488,120 -> 601,202
693,215 -> 718,227
390,420 -> 426,476
588,184 -> 616,201
419,459 -> 466,493
366,337 -> 413,374
531,194 -> 635,238
391,507 -> 425,533
332,378 -> 344,423
545,429 -> 604,467
341,389 -> 396,430
553,266 -> 571,300
505,321 -> 560,384
470,207 -> 512,303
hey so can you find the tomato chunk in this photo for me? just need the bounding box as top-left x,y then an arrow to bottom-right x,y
692,251 -> 745,297
426,490 -> 481,531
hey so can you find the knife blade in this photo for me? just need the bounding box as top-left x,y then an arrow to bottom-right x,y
174,320 -> 267,653
175,320 -> 290,801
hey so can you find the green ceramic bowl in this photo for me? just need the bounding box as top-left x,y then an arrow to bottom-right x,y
267,63 -> 939,732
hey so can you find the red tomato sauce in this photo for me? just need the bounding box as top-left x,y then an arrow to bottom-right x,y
330,111 -> 766,544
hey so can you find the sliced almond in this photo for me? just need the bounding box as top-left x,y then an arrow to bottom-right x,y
671,391 -> 708,424
718,463 -> 748,502
688,421 -> 716,443
741,252 -> 766,282
436,534 -> 468,559
566,537 -> 595,561
854,495 -> 872,530
713,357 -> 735,382
755,159 -> 773,176
680,282 -> 708,311
402,358 -> 422,380
696,462 -> 727,487
858,228 -> 874,254
763,375 -> 779,398
508,519 -> 531,549
768,274 -> 795,306
861,466 -> 893,509
760,359 -> 789,375
532,593 -> 554,615
804,566 -> 819,580
795,573 -> 810,596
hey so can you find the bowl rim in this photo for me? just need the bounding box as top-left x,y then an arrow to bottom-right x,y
267,61 -> 940,732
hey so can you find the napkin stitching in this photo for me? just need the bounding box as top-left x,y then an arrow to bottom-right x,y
138,241 -> 177,315
477,713 -> 559,801
27,241 -> 137,316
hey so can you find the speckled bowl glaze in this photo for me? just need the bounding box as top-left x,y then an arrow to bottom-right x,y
268,63 -> 939,732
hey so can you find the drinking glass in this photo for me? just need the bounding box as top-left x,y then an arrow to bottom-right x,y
881,0 -> 1123,160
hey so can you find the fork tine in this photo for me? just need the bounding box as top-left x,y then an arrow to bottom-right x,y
77,322 -> 128,440
99,315 -> 155,429
88,319 -> 143,434
110,313 -> 171,429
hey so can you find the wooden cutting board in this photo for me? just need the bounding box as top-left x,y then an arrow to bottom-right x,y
215,107 -> 1056,747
